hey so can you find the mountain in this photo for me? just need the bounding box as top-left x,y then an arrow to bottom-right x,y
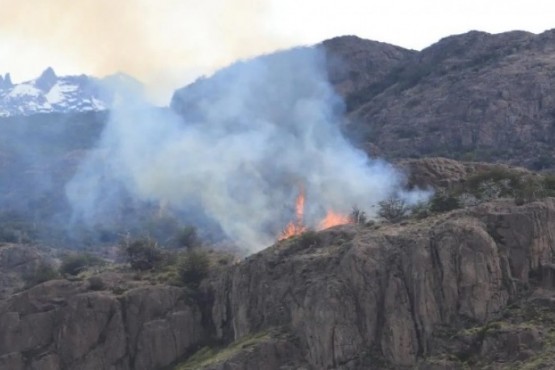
2,29 -> 555,370
330,30 -> 555,170
0,68 -> 111,117
173,30 -> 555,170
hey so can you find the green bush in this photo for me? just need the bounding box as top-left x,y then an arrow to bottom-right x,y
87,276 -> 106,291
59,253 -> 104,276
176,226 -> 201,249
123,238 -> 164,271
178,249 -> 210,288
430,193 -> 461,213
465,167 -> 521,199
24,263 -> 59,287
543,173 -> 555,193
297,230 -> 322,248
409,202 -> 432,219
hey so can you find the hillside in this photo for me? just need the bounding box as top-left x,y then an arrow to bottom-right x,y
329,30 -> 555,170
1,28 -> 555,370
2,195 -> 555,369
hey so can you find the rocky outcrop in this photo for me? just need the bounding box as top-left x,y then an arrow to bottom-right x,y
396,157 -> 531,189
0,244 -> 49,300
322,35 -> 415,100
203,198 -> 555,369
0,279 -> 206,370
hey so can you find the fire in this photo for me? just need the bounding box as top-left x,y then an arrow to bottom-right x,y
278,186 -> 352,240
318,210 -> 351,230
278,187 -> 307,240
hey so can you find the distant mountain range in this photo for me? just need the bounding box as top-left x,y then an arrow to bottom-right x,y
0,68 -> 136,117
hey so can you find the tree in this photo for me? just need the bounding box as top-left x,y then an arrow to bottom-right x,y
350,206 -> 367,224
377,197 -> 408,223
122,237 -> 163,271
178,249 -> 210,288
176,225 -> 201,250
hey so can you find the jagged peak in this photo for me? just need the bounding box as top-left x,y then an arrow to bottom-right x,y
35,67 -> 58,91
40,67 -> 57,79
0,73 -> 13,89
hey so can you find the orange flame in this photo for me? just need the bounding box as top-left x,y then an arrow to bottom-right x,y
278,186 -> 353,240
279,187 -> 307,240
318,210 -> 351,230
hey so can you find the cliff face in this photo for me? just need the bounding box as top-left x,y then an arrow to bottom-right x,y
1,198 -> 555,369
202,198 -> 555,368
0,280 -> 206,370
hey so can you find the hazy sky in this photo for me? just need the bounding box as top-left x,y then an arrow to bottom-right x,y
1,0 -> 554,103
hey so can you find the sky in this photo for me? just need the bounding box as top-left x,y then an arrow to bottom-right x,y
1,0 -> 554,104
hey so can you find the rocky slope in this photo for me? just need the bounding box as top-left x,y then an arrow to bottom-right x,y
171,29 -> 555,170
198,198 -> 555,369
2,196 -> 555,369
0,248 -> 207,370
337,30 -> 555,170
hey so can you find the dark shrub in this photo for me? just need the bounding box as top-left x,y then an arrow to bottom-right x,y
123,238 -> 163,271
60,253 -> 104,276
178,249 -> 210,288
297,230 -> 322,248
377,197 -> 408,222
350,207 -> 367,224
87,276 -> 106,291
176,226 -> 201,249
465,167 -> 521,198
24,263 -> 59,287
543,173 -> 555,193
430,193 -> 460,213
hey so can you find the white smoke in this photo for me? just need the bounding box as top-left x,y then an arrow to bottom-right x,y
66,46 -> 429,251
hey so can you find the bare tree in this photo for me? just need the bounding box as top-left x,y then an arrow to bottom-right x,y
377,197 -> 408,223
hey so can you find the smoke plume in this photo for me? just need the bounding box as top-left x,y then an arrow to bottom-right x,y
0,0 -> 289,103
66,46 -> 428,251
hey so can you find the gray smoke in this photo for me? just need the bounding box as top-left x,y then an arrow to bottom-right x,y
66,46 -> 429,251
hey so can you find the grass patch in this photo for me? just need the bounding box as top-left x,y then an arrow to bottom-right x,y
174,331 -> 271,370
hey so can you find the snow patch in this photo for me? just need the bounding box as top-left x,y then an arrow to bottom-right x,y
8,84 -> 41,98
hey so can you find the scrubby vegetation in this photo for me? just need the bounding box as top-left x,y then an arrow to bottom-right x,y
23,263 -> 59,287
297,230 -> 323,248
177,249 -> 210,288
415,168 -> 555,218
59,252 -> 105,276
121,237 -> 164,271
377,197 -> 408,222
350,206 -> 367,224
175,225 -> 202,250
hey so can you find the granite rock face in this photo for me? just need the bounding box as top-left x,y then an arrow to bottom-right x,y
205,198 -> 555,368
0,280 -> 206,370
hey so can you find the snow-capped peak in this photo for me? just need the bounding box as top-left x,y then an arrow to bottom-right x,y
0,68 -> 115,117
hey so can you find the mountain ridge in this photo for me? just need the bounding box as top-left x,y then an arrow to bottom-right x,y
0,68 -> 124,117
